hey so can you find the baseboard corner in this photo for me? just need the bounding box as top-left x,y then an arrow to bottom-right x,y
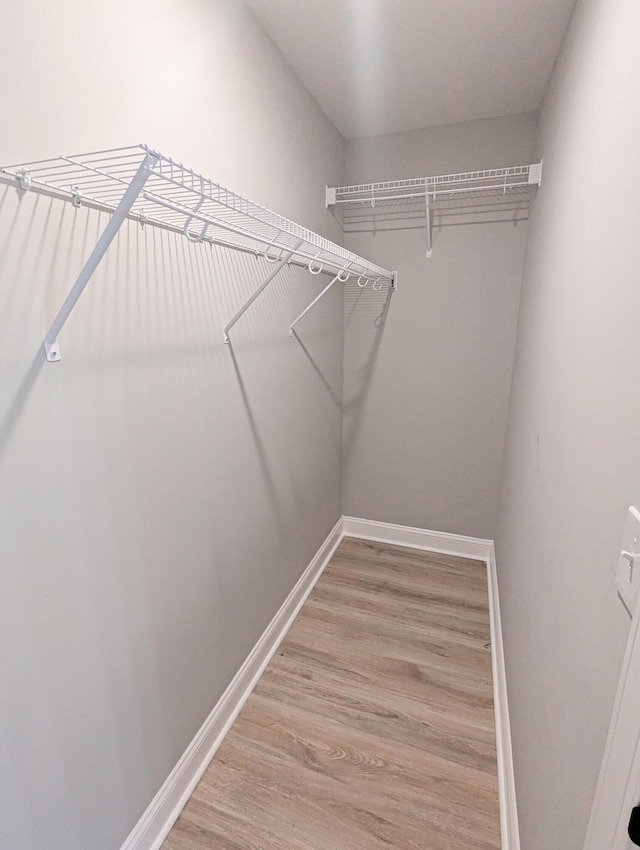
342,515 -> 492,561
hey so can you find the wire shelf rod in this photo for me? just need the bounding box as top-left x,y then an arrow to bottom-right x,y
141,191 -> 389,280
0,146 -> 145,171
335,180 -> 533,205
0,172 -> 347,278
336,174 -> 533,197
334,164 -> 535,196
142,156 -> 350,258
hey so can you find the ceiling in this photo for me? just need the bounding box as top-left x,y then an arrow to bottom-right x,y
244,0 -> 576,139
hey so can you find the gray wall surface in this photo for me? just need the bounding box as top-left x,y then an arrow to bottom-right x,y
342,114 -> 536,538
495,1 -> 640,848
0,2 -> 345,848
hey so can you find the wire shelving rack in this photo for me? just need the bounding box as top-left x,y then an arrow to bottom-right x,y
326,162 -> 542,256
0,144 -> 396,359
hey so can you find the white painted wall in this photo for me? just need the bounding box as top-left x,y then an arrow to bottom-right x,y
495,1 -> 640,848
342,114 -> 536,538
0,2 -> 345,849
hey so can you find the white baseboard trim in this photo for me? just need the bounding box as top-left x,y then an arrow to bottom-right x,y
120,516 -> 344,850
486,542 -> 520,850
344,517 -> 519,850
343,515 -> 492,561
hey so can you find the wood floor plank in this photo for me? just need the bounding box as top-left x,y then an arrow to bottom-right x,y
162,538 -> 500,850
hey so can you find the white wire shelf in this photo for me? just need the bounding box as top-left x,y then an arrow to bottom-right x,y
326,162 -> 542,255
0,144 -> 396,358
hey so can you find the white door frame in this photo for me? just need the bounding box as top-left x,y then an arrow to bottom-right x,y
584,591 -> 640,849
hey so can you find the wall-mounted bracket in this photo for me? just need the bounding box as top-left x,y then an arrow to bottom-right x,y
425,188 -> 433,259
223,239 -> 303,344
16,169 -> 32,192
290,264 -> 397,336
289,264 -> 350,336
528,160 -> 543,186
42,152 -> 158,361
44,340 -> 61,362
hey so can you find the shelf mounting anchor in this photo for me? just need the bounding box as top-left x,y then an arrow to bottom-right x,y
42,151 -> 158,361
16,169 -> 32,192
223,239 -> 303,344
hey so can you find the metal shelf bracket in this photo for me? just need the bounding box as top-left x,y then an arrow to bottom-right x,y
224,239 -> 303,344
425,188 -> 433,259
289,263 -> 351,336
41,151 -> 159,361
290,265 -> 397,336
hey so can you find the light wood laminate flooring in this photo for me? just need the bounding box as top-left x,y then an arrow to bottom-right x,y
162,537 -> 500,850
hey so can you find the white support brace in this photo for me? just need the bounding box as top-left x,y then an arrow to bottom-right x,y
289,264 -> 353,336
223,239 -> 303,344
425,184 -> 433,259
42,152 -> 158,361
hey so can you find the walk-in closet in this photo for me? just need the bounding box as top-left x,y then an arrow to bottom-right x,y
2,2 -> 640,850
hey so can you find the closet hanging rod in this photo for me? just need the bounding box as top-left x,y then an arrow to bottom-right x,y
0,144 -> 395,359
